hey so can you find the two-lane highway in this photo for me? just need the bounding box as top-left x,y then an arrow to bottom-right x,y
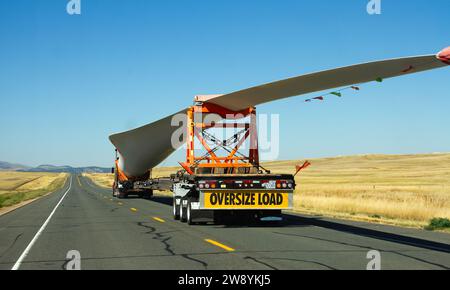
1,174 -> 449,270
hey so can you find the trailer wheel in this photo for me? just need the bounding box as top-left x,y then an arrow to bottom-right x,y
180,199 -> 187,223
141,190 -> 153,200
187,200 -> 194,225
173,198 -> 180,220
213,211 -> 224,225
117,188 -> 128,199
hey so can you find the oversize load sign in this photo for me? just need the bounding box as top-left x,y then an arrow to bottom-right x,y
201,191 -> 292,209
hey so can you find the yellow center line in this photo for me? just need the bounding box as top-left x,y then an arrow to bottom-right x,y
76,176 -> 82,187
130,208 -> 138,212
204,239 -> 235,252
153,217 -> 165,223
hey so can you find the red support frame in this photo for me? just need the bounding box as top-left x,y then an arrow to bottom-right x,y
179,103 -> 260,175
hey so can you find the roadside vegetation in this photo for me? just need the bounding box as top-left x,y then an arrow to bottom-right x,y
425,218 -> 450,231
82,173 -> 114,188
85,153 -> 450,230
266,153 -> 450,230
0,172 -> 68,209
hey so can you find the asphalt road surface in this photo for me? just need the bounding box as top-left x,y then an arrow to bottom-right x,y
1,175 -> 449,270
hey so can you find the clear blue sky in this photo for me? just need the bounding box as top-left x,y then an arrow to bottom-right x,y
0,0 -> 448,167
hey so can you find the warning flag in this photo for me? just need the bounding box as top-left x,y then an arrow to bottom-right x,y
331,92 -> 342,97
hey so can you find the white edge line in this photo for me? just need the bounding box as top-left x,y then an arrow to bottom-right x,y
11,176 -> 73,270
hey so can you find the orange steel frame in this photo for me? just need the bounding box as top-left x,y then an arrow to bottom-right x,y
114,159 -> 129,183
179,103 -> 259,175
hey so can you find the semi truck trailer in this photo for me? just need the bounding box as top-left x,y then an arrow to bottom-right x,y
112,101 -> 305,224
109,47 -> 449,225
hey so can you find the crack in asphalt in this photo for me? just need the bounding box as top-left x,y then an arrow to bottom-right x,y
0,233 -> 23,258
0,250 -> 230,267
61,259 -> 69,270
273,231 -> 450,270
243,256 -> 278,270
265,257 -> 337,270
181,254 -> 208,268
136,222 -> 208,269
160,236 -> 176,256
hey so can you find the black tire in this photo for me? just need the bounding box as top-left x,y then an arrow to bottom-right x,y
187,200 -> 194,225
180,199 -> 187,223
173,198 -> 180,220
118,190 -> 128,199
144,190 -> 153,199
213,211 -> 224,225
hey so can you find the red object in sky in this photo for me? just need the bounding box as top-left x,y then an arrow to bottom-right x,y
351,86 -> 360,90
437,47 -> 450,65
313,96 -> 324,101
294,161 -> 311,176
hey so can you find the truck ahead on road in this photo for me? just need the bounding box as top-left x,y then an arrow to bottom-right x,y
112,101 -> 308,225
110,47 -> 450,225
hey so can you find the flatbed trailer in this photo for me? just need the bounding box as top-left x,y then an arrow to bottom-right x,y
112,100 -> 308,225
113,173 -> 295,224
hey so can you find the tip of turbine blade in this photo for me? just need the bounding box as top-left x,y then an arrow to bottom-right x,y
437,46 -> 450,64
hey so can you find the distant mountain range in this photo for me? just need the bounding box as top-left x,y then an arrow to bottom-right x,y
0,161 -> 110,173
0,161 -> 31,171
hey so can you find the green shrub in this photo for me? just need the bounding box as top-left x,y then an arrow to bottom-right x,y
425,218 -> 450,231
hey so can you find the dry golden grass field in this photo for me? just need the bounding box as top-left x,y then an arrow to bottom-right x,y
0,172 -> 68,209
84,153 -> 450,229
266,153 -> 450,228
82,172 -> 114,188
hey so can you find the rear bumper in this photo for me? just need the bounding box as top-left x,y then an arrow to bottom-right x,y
198,190 -> 294,210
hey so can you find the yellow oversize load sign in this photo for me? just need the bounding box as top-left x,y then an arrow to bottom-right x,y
201,191 -> 292,210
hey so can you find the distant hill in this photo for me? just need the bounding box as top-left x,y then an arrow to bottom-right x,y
0,161 -> 110,173
0,161 -> 30,171
19,165 -> 111,174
